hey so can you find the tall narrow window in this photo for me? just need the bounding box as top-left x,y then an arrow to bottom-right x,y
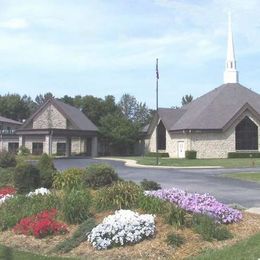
235,116 -> 258,150
157,121 -> 166,150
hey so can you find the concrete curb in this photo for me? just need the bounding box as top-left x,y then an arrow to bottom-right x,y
95,157 -> 223,169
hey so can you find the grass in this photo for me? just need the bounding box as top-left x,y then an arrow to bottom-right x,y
223,172 -> 260,182
0,244 -> 78,260
191,232 -> 260,260
121,156 -> 260,168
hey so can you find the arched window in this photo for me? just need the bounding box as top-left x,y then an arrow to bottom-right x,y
235,116 -> 258,150
157,121 -> 166,150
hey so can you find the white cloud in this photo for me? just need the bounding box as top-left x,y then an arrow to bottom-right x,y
0,18 -> 29,29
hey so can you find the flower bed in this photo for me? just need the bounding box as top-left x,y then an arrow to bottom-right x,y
145,188 -> 242,224
88,209 -> 155,250
0,186 -> 16,205
13,208 -> 68,238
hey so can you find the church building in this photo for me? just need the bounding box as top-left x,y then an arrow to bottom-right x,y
143,15 -> 260,158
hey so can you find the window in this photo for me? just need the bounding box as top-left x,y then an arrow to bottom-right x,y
57,143 -> 66,156
157,121 -> 166,150
32,142 -> 43,155
235,116 -> 258,150
8,142 -> 19,154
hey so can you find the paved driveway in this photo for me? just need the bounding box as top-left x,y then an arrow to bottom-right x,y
54,158 -> 260,208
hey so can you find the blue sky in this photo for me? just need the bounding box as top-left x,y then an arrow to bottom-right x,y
0,0 -> 260,108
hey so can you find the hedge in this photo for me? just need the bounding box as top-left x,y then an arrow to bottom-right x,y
228,152 -> 260,158
185,150 -> 197,159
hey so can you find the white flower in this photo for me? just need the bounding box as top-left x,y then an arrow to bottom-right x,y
27,187 -> 50,197
0,194 -> 13,205
88,209 -> 155,250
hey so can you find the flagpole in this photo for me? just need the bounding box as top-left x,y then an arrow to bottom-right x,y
156,58 -> 159,166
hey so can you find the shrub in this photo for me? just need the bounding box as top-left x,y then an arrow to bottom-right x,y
37,153 -> 56,189
192,214 -> 233,241
140,179 -> 161,190
62,188 -> 92,224
138,193 -> 168,214
88,210 -> 155,250
185,150 -> 197,159
83,163 -> 118,188
166,233 -> 185,248
0,193 -> 60,231
53,218 -> 96,253
164,204 -> 186,228
14,162 -> 41,193
18,146 -> 30,156
228,152 -> 260,158
0,151 -> 16,168
0,168 -> 15,187
145,152 -> 169,157
13,208 -> 67,238
53,167 -> 85,190
95,181 -> 142,210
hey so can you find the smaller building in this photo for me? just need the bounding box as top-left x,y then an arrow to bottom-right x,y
0,116 -> 22,153
15,98 -> 98,157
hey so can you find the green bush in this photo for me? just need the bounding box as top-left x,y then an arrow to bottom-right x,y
165,233 -> 185,248
95,181 -> 142,210
53,167 -> 85,190
140,179 -> 161,190
0,151 -> 16,168
14,162 -> 41,193
61,188 -> 92,224
83,163 -> 118,188
0,168 -> 15,187
164,204 -> 187,228
138,194 -> 168,214
37,153 -> 56,188
145,152 -> 169,157
0,193 -> 60,231
228,152 -> 260,158
18,146 -> 30,156
185,150 -> 197,159
192,214 -> 233,241
53,218 -> 96,253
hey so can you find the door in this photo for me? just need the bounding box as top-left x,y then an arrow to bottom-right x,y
178,141 -> 185,158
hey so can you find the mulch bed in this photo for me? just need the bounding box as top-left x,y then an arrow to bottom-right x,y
0,212 -> 260,259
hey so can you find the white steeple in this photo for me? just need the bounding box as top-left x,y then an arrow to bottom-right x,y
224,13 -> 239,84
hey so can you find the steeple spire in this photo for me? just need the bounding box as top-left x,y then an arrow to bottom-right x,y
224,13 -> 239,84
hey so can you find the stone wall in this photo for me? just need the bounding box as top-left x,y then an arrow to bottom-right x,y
51,136 -> 66,154
23,135 -> 46,153
33,104 -> 66,129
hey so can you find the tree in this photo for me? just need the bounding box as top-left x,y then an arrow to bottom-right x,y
99,112 -> 139,155
0,94 -> 32,121
35,92 -> 54,105
118,94 -> 152,125
181,94 -> 193,106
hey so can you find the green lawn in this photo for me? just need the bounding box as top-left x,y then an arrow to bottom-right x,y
0,244 -> 78,260
223,172 -> 260,182
190,232 -> 260,260
124,156 -> 260,168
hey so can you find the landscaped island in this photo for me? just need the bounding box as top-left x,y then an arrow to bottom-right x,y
0,151 -> 260,259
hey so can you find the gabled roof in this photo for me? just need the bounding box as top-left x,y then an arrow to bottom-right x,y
154,83 -> 260,132
0,116 -> 22,125
21,98 -> 98,131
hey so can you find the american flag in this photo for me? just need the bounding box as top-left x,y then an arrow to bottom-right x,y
156,58 -> 159,79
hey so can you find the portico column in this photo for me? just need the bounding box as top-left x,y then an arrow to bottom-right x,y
66,137 -> 71,157
91,136 -> 98,157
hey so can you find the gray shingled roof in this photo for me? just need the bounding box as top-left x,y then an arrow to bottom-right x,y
54,99 -> 98,131
21,98 -> 98,131
157,83 -> 260,132
0,116 -> 22,125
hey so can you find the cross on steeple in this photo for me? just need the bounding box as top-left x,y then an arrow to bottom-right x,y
224,13 -> 239,84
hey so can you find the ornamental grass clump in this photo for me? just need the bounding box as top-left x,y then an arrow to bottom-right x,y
146,188 -> 242,224
88,209 -> 155,250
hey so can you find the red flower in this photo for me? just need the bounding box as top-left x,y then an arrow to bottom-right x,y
0,186 -> 16,199
13,209 -> 68,238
